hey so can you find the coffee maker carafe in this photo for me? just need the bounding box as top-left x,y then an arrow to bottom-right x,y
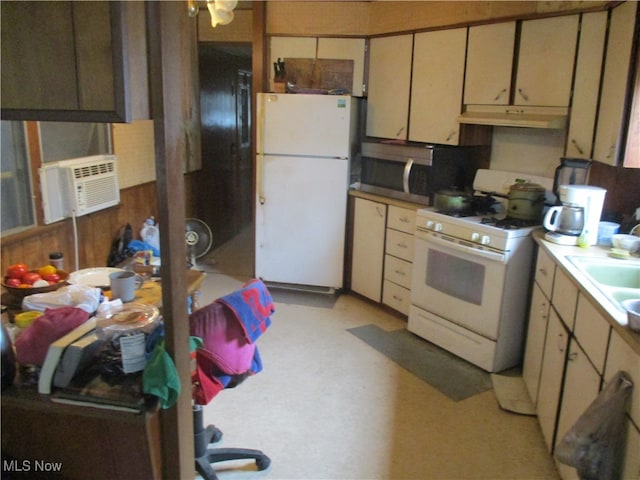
544,185 -> 606,246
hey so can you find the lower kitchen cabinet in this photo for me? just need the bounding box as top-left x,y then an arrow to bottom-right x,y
350,196 -> 418,315
605,330 -> 640,478
523,282 -> 551,406
554,339 -> 601,480
381,206 -> 416,315
351,197 -> 386,302
537,308 -> 570,451
526,241 -> 640,479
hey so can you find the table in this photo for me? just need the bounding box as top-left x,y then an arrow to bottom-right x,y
1,269 -> 205,479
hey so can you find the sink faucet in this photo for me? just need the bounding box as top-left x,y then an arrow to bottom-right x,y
630,224 -> 640,236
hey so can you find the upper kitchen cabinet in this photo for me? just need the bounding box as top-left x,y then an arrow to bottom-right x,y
268,37 -> 366,96
593,1 -> 638,166
1,1 -> 147,123
514,15 -> 579,107
409,28 -> 466,145
565,11 -> 608,159
464,22 -> 515,105
366,34 -> 413,140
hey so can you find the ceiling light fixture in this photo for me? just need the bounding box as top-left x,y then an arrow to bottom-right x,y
188,0 -> 238,28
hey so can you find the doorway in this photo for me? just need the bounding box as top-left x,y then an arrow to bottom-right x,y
198,44 -> 253,277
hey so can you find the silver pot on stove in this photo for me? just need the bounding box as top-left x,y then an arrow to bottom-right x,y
507,182 -> 546,222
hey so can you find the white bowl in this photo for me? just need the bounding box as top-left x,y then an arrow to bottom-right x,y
612,234 -> 640,253
622,299 -> 640,332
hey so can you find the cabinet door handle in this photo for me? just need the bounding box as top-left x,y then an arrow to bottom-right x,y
606,144 -> 615,159
396,127 -> 405,137
493,88 -> 507,101
557,332 -> 566,352
375,206 -> 384,218
400,216 -> 410,223
397,242 -> 408,249
568,351 -> 578,361
517,88 -> 529,102
445,130 -> 456,142
570,139 -> 584,155
395,269 -> 406,276
393,294 -> 404,301
539,267 -> 547,276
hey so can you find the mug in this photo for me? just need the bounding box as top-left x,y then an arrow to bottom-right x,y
109,271 -> 144,303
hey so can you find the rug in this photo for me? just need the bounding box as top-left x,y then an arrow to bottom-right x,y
268,286 -> 340,309
490,373 -> 536,415
347,324 -> 492,401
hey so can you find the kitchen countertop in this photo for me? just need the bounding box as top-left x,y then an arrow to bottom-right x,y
348,188 -> 428,211
533,229 -> 640,355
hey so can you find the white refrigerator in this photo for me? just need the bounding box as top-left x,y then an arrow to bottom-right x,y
256,93 -> 357,290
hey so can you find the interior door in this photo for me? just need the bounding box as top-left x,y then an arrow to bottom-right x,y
198,45 -> 252,248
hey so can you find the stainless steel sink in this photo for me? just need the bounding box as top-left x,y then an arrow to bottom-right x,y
568,256 -> 640,311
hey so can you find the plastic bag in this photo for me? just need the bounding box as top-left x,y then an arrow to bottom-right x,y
554,370 -> 633,480
22,284 -> 101,314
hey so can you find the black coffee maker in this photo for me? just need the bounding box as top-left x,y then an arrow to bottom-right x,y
552,157 -> 591,203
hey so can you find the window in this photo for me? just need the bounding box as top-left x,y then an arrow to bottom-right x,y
0,121 -> 112,236
39,121 -> 111,163
1,121 -> 34,234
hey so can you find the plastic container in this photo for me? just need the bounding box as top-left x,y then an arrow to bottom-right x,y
597,222 -> 620,247
49,252 -> 64,270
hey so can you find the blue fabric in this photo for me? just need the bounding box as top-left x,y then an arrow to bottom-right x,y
215,279 -> 274,344
128,239 -> 160,257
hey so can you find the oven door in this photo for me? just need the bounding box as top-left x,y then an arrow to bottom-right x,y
410,232 -> 506,339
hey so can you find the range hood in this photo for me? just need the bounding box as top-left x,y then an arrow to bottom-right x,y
458,105 -> 568,129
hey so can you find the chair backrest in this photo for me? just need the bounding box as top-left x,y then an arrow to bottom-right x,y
188,279 -> 274,405
189,302 -> 256,375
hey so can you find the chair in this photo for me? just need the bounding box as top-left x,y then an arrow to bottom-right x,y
189,279 -> 274,480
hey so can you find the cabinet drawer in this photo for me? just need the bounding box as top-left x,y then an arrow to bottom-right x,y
552,268 -> 578,330
387,206 -> 416,234
385,229 -> 414,262
534,248 -> 556,300
383,280 -> 410,315
384,254 -> 412,289
574,294 -> 610,374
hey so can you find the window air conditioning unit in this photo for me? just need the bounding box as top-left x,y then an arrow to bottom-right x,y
40,155 -> 120,224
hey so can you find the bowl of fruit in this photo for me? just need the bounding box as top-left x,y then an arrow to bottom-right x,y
2,263 -> 69,300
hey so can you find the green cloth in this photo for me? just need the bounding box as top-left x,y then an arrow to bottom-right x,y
143,337 -> 203,409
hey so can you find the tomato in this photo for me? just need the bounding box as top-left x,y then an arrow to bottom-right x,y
5,278 -> 21,287
38,265 -> 57,277
22,272 -> 42,285
6,263 -> 28,280
43,273 -> 61,283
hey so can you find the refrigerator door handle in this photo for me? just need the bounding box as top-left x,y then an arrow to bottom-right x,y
403,158 -> 414,194
257,155 -> 266,204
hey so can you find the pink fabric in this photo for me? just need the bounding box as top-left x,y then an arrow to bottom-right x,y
15,307 -> 90,365
189,302 -> 256,375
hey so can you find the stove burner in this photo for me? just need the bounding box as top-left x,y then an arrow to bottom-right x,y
481,216 -> 540,230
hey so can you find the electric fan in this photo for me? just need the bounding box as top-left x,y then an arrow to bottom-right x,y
185,218 -> 213,270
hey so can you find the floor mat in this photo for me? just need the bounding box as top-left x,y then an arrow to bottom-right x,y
269,287 -> 339,309
490,373 -> 536,415
347,324 -> 492,401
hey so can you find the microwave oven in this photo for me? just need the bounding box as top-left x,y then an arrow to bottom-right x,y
354,142 -> 484,205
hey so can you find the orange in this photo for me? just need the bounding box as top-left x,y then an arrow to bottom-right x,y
38,265 -> 57,277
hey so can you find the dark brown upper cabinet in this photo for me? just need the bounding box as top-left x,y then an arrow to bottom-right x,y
1,1 -> 134,123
